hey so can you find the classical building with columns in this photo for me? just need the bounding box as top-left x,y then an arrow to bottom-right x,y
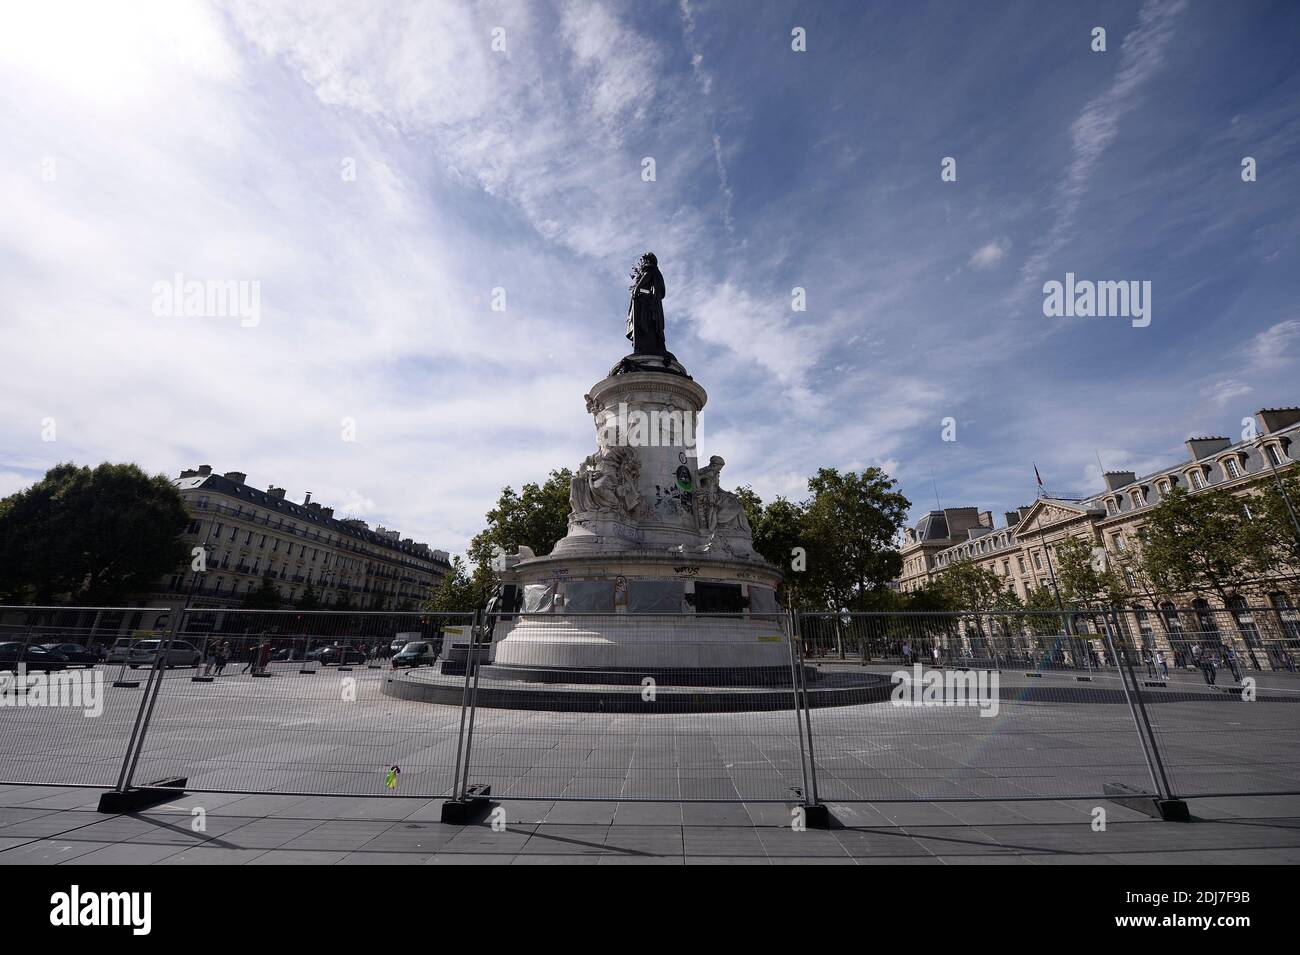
896,408 -> 1300,665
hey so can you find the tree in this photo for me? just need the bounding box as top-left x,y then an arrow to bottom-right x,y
424,556 -> 495,614
1054,535 -> 1128,609
737,489 -> 809,606
800,467 -> 911,611
1137,486 -> 1273,604
242,573 -> 282,610
296,583 -> 321,611
483,469 -> 573,558
1252,475 -> 1300,576
935,559 -> 1013,614
0,462 -> 189,604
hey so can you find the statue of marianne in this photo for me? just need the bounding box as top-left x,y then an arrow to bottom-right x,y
625,252 -> 667,356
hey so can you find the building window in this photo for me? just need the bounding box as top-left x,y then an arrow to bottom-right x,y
1017,556 -> 1026,574
1228,596 -> 1261,648
1188,469 -> 1206,490
1105,498 -> 1117,515
1134,609 -> 1154,647
1112,534 -> 1127,553
1192,599 -> 1220,641
1130,488 -> 1146,507
1157,479 -> 1170,496
1265,443 -> 1285,467
1223,458 -> 1241,480
1270,593 -> 1300,641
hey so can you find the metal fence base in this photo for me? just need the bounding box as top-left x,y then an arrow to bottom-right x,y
440,784 -> 493,824
800,803 -> 833,829
1103,783 -> 1191,822
97,777 -> 188,813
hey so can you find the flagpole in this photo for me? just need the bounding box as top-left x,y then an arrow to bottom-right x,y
1032,463 -> 1077,664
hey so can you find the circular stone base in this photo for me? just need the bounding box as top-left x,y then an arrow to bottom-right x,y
476,662 -> 805,687
380,667 -> 893,713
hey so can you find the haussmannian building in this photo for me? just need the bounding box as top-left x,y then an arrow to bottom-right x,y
122,465 -> 451,632
896,407 -> 1300,668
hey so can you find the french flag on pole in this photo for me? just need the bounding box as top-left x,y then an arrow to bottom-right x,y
1034,463 -> 1044,491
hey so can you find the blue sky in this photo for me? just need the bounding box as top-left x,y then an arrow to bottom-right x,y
2,0 -> 1298,556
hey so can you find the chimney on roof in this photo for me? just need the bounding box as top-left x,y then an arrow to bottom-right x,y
978,511 -> 993,528
304,491 -> 312,505
1004,510 -> 1022,528
1103,470 -> 1137,491
179,468 -> 197,479
224,471 -> 246,485
320,507 -> 334,518
267,486 -> 286,500
1186,436 -> 1231,461
1256,408 -> 1300,435
197,464 -> 213,476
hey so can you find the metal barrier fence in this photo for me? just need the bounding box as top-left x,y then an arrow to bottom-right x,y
2,604 -> 1297,806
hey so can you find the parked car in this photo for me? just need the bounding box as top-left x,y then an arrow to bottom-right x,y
0,642 -> 68,672
105,638 -> 136,665
126,639 -> 202,669
40,643 -> 99,667
306,645 -> 365,666
392,641 -> 436,668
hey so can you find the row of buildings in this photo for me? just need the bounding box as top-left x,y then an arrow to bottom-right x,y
40,465 -> 452,637
896,407 -> 1300,664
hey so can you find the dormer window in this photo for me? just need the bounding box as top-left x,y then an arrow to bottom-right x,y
1223,458 -> 1242,480
1265,443 -> 1285,467
1188,469 -> 1206,490
1105,498 -> 1117,515
1157,479 -> 1171,496
1130,487 -> 1147,508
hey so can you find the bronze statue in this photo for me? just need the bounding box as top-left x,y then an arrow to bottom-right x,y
626,252 -> 667,355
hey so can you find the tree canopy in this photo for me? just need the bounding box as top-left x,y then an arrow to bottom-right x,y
0,462 -> 189,604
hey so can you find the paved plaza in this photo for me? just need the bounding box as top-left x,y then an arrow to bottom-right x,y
0,784 -> 1297,865
2,662 -> 1298,863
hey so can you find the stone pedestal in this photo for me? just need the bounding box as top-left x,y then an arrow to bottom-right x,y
490,355 -> 786,676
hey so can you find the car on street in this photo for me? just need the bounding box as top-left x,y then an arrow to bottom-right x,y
39,643 -> 99,667
0,642 -> 69,671
392,641 -> 436,668
306,644 -> 366,666
126,639 -> 203,669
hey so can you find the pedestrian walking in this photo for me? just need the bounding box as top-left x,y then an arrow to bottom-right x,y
1155,648 -> 1168,678
1224,646 -> 1243,683
1143,647 -> 1156,679
215,640 -> 230,676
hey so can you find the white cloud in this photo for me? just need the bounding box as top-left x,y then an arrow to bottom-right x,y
1243,319 -> 1300,370
1016,0 -> 1188,295
968,237 -> 1011,271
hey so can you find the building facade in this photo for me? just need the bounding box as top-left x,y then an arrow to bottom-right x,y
113,465 -> 451,632
897,407 -> 1300,665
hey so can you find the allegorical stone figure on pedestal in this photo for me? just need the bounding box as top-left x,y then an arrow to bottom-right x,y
626,251 -> 667,355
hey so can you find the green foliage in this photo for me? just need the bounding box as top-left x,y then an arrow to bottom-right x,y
242,572 -> 282,610
800,467 -> 910,611
935,558 -> 1018,614
0,462 -> 189,604
295,582 -> 320,611
483,469 -> 573,558
1252,475 -> 1300,572
1054,535 -> 1128,608
1137,486 -> 1273,601
424,555 -> 496,614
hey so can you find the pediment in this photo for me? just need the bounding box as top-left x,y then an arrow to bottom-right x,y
1012,497 -> 1101,536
